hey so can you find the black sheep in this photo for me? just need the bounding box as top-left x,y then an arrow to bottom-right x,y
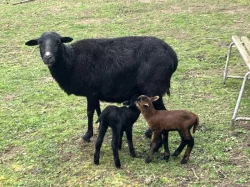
94,96 -> 140,168
25,32 -> 178,141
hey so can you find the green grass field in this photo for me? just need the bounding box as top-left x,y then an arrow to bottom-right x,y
1,0 -> 250,186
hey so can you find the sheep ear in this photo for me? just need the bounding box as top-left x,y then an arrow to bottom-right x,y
61,37 -> 73,43
143,103 -> 149,107
25,39 -> 39,46
150,96 -> 160,102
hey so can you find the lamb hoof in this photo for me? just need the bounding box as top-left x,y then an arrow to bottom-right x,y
144,129 -> 152,138
82,132 -> 93,142
181,158 -> 188,164
94,154 -> 99,165
94,160 -> 99,165
130,152 -> 136,158
172,151 -> 180,157
163,155 -> 170,161
115,162 -> 121,168
153,142 -> 162,152
145,157 -> 152,163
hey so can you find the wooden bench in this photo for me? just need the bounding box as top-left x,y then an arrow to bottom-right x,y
223,36 -> 250,125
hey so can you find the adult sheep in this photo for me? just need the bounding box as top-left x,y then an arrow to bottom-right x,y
25,32 -> 178,142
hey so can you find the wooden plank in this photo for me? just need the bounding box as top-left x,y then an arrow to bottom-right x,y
232,36 -> 250,69
241,36 -> 250,54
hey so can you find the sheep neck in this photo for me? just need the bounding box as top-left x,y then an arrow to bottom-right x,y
140,106 -> 157,120
48,44 -> 74,94
129,106 -> 141,119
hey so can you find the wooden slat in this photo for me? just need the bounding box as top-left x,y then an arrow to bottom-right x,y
232,35 -> 250,69
241,36 -> 250,54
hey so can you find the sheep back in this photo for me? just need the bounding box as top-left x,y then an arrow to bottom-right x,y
68,36 -> 178,102
147,110 -> 198,132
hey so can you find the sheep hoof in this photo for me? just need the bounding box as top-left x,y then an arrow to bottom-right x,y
145,156 -> 152,163
115,162 -> 121,168
82,132 -> 93,142
94,160 -> 99,165
163,155 -> 170,161
181,158 -> 188,164
130,152 -> 136,158
144,129 -> 152,138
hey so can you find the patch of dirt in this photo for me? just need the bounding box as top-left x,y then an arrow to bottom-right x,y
76,18 -> 111,25
222,22 -> 250,35
3,94 -> 17,101
0,145 -> 25,164
41,76 -> 54,84
57,133 -> 101,163
159,3 -> 250,15
235,121 -> 250,130
226,123 -> 250,185
178,122 -> 250,186
221,6 -> 250,14
57,135 -> 82,162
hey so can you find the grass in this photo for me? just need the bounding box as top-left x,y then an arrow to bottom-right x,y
1,0 -> 250,186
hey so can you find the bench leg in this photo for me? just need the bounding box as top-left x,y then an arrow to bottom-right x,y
223,42 -> 234,84
232,71 -> 250,125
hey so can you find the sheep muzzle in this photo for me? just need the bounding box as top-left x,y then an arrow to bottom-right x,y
42,52 -> 56,66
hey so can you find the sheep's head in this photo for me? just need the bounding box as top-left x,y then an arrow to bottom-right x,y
25,32 -> 73,66
135,95 -> 159,110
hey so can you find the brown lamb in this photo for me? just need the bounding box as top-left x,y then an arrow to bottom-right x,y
136,95 -> 199,164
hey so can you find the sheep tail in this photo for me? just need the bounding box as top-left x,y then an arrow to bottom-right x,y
193,116 -> 199,134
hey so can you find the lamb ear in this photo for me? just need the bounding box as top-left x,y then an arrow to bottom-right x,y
61,37 -> 73,43
143,103 -> 149,107
122,101 -> 130,106
150,96 -> 160,102
25,39 -> 39,46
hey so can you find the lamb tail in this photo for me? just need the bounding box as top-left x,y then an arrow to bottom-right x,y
95,110 -> 107,123
193,116 -> 199,134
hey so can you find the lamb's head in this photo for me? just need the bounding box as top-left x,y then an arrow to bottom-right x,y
135,95 -> 159,111
122,95 -> 138,109
25,32 -> 73,66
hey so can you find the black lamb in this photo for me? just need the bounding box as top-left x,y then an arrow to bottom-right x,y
94,96 -> 140,168
25,32 -> 178,142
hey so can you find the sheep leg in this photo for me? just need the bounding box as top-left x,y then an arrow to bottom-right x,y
94,122 -> 108,165
144,128 -> 153,139
119,130 -> 124,150
145,97 -> 166,138
172,140 -> 187,157
153,133 -> 162,152
95,100 -> 101,117
172,131 -> 188,156
153,96 -> 167,110
162,131 -> 170,161
83,97 -> 99,142
111,126 -> 121,168
145,130 -> 161,163
181,136 -> 194,164
95,101 -> 102,131
125,126 -> 136,157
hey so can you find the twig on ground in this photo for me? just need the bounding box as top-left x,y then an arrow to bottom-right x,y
191,168 -> 200,180
213,165 -> 227,178
12,0 -> 35,5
